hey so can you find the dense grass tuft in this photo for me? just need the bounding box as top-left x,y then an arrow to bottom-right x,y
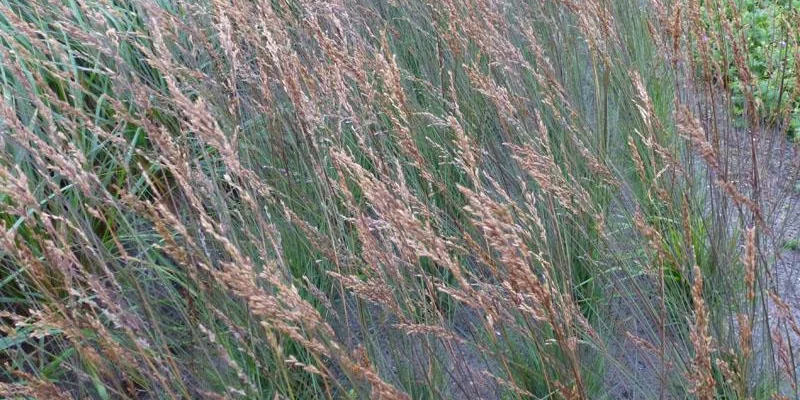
1,0 -> 799,398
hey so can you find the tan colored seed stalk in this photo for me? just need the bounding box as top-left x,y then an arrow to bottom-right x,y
688,265 -> 716,400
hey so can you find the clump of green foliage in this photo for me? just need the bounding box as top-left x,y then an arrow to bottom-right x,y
784,238 -> 800,251
703,0 -> 800,139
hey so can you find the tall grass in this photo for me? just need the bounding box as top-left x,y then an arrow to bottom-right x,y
1,0 -> 798,398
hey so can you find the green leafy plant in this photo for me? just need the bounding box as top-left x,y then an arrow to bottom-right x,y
704,0 -> 800,137
783,238 -> 800,251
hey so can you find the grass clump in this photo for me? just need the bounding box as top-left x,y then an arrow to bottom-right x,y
0,0 -> 799,399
